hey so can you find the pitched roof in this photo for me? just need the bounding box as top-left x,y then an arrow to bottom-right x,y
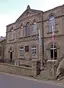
16,5 -> 43,22
0,36 -> 6,42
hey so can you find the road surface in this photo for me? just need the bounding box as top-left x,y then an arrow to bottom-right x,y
0,73 -> 63,88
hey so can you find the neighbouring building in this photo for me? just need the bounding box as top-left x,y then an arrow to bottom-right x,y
0,36 -> 6,60
1,4 -> 64,66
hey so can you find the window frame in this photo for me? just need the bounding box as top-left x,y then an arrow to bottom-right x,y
19,26 -> 23,38
10,29 -> 14,40
25,46 -> 29,52
31,45 -> 36,56
20,46 -> 24,58
50,44 -> 57,60
33,22 -> 37,33
49,15 -> 55,33
25,22 -> 30,37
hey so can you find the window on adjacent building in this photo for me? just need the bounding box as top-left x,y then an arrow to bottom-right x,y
33,22 -> 37,33
31,45 -> 36,56
49,15 -> 55,32
20,26 -> 23,37
20,46 -> 24,58
25,22 -> 30,36
0,47 -> 2,56
25,46 -> 29,52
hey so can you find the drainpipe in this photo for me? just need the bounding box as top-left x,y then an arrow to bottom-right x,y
42,12 -> 44,66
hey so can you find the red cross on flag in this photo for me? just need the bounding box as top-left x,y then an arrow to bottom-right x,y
52,35 -> 56,42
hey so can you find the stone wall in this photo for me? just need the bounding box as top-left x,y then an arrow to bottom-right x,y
0,59 -> 41,77
0,63 -> 33,76
47,60 -> 57,79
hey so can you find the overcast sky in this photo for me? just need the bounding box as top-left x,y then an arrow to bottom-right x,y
0,0 -> 64,36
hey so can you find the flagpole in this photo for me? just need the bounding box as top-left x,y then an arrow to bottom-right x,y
39,29 -> 41,60
39,29 -> 43,67
52,25 -> 55,60
53,40 -> 54,60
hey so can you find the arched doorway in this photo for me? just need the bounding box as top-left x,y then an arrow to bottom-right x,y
9,47 -> 13,62
10,52 -> 12,62
50,44 -> 57,60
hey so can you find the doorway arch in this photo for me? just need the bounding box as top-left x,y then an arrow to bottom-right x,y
9,47 -> 14,62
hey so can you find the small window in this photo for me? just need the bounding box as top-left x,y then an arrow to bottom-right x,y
49,16 -> 55,32
25,46 -> 29,52
31,45 -> 36,56
33,22 -> 37,33
20,46 -> 24,58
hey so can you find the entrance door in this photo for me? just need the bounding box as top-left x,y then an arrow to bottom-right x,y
10,52 -> 12,62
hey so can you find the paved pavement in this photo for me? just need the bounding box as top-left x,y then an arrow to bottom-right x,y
0,73 -> 64,88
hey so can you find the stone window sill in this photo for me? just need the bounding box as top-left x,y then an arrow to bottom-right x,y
47,30 -> 58,34
19,58 -> 25,60
9,39 -> 14,41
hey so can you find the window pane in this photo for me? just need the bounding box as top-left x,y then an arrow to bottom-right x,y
26,22 -> 30,36
50,49 -> 53,59
50,44 -> 57,60
31,46 -> 36,56
20,46 -> 24,58
20,26 -> 23,37
10,29 -> 14,40
49,16 -> 55,32
25,46 -> 29,52
33,23 -> 37,33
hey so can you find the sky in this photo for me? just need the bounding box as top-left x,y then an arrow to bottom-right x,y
0,0 -> 64,36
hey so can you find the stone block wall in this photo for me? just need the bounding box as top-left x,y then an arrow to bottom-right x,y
47,60 -> 57,79
0,59 -> 41,77
0,63 -> 33,76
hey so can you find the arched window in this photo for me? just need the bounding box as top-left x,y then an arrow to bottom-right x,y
25,22 -> 30,36
33,22 -> 37,33
20,26 -> 23,37
50,44 -> 57,60
49,15 -> 55,32
10,28 -> 14,40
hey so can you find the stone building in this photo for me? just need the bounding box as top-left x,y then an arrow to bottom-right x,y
4,5 -> 43,65
0,36 -> 6,61
2,4 -> 64,66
